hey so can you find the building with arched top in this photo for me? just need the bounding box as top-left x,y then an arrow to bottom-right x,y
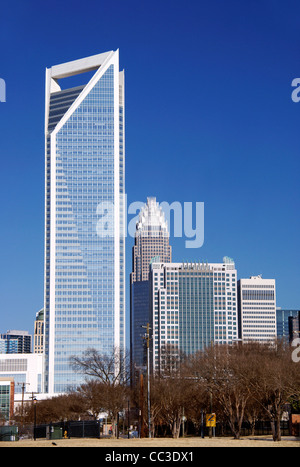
130,198 -> 171,380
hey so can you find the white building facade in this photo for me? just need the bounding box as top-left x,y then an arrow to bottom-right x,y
238,276 -> 277,343
150,258 -> 238,372
0,354 -> 44,402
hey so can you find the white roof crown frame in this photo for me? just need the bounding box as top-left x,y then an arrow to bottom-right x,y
50,51 -> 113,80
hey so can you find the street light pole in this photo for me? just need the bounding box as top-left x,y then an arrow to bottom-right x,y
33,398 -> 37,441
128,399 -> 130,439
201,410 -> 205,438
17,382 -> 30,427
142,323 -> 151,438
147,332 -> 150,438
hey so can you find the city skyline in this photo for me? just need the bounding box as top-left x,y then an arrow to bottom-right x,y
0,0 -> 299,345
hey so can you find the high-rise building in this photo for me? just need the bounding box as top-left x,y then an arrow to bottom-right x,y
131,197 -> 171,283
0,331 -> 32,354
149,258 -> 238,373
44,51 -> 125,393
238,276 -> 277,343
130,197 -> 171,378
288,314 -> 300,343
276,308 -> 299,341
34,309 -> 44,354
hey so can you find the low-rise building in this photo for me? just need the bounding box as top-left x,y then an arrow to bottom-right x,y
0,377 -> 14,422
0,353 -> 44,403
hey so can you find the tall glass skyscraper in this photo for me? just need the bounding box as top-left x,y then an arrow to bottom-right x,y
44,51 -> 125,393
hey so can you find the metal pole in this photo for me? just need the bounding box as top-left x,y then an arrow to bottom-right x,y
142,323 -> 151,439
209,391 -> 213,438
201,410 -> 205,438
33,398 -> 37,441
128,399 -> 130,439
147,324 -> 151,438
140,373 -> 145,438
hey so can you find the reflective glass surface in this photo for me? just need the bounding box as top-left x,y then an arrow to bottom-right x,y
45,65 -> 124,393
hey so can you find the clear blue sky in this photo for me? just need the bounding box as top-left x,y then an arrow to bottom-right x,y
0,0 -> 299,339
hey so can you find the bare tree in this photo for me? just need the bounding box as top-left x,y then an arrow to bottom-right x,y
77,380 -> 105,419
150,375 -> 188,438
159,343 -> 185,376
240,341 -> 300,441
70,347 -> 129,385
243,395 -> 265,436
195,341 -> 300,442
15,392 -> 88,425
70,347 -> 130,437
150,350 -> 191,438
191,344 -> 253,439
183,376 -> 212,436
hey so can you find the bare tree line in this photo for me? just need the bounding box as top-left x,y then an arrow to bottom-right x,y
15,341 -> 300,442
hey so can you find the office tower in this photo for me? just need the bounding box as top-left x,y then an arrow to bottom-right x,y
34,308 -> 44,354
131,197 -> 171,282
149,258 -> 238,373
276,308 -> 299,341
238,276 -> 277,343
0,331 -> 32,354
213,257 -> 238,344
288,314 -> 300,343
130,197 -> 171,378
44,51 -> 125,393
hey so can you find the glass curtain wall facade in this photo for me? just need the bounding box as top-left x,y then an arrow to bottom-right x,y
0,331 -> 31,354
179,264 -> 214,355
44,51 -> 125,393
0,379 -> 14,421
276,309 -> 299,341
150,263 -> 214,373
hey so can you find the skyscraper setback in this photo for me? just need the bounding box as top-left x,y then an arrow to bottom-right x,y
44,51 -> 125,393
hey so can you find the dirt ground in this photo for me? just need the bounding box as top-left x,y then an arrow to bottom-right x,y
0,436 -> 299,447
